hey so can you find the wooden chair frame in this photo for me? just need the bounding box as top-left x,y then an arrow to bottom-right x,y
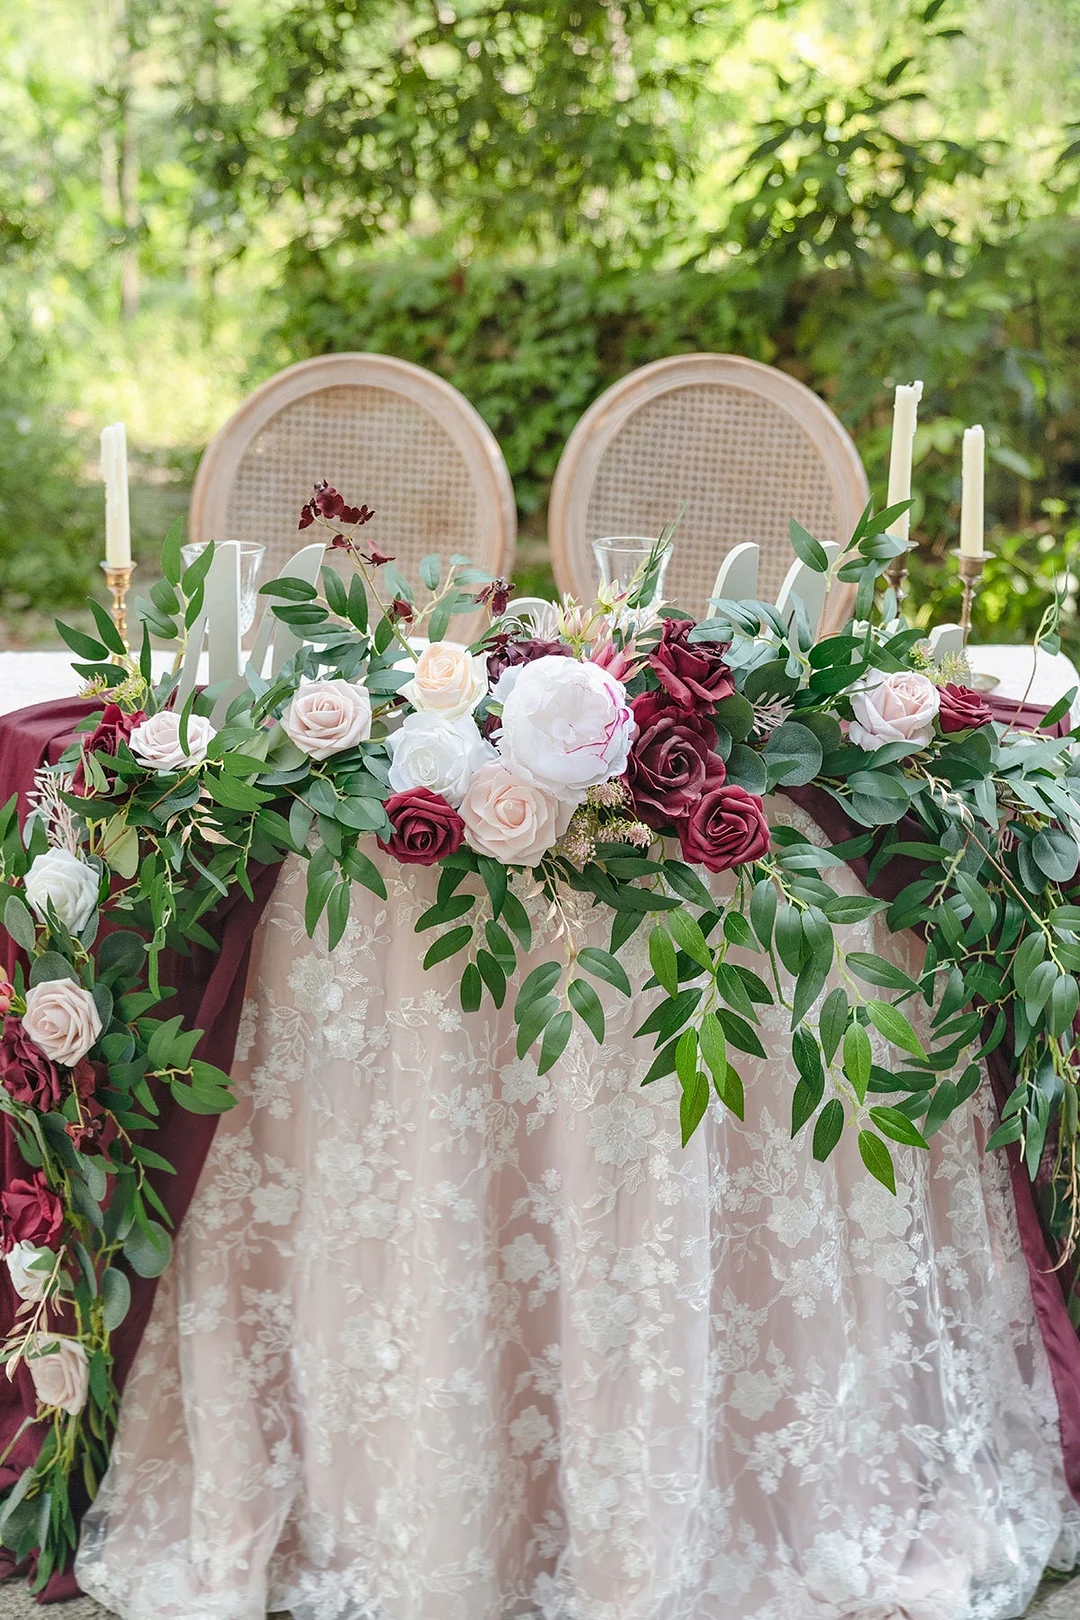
548,354 -> 869,634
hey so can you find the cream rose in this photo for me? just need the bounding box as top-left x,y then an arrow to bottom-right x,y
281,678 -> 373,761
459,761 -> 573,867
849,670 -> 941,752
387,712 -> 494,807
5,1242 -> 54,1304
22,978 -> 102,1067
400,642 -> 487,721
496,655 -> 636,803
129,710 -> 216,772
25,849 -> 99,935
27,1334 -> 89,1416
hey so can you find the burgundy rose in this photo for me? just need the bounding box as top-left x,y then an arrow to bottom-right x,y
377,788 -> 465,867
650,619 -> 735,711
625,691 -> 724,830
938,683 -> 993,734
0,1016 -> 64,1112
73,703 -> 146,794
0,1172 -> 63,1254
678,782 -> 771,874
486,636 -> 574,688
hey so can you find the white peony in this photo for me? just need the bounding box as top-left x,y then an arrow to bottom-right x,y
129,710 -> 216,772
400,642 -> 488,721
27,1334 -> 89,1416
22,978 -> 102,1067
387,712 -> 493,807
496,655 -> 636,803
24,849 -> 99,935
281,679 -> 372,761
5,1242 -> 54,1303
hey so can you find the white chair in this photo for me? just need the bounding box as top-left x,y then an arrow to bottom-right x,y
177,540 -> 326,722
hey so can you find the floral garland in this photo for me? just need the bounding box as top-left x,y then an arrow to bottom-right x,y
2,484 -> 1080,1579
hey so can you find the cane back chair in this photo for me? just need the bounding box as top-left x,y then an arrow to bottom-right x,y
189,354 -> 517,641
548,354 -> 869,635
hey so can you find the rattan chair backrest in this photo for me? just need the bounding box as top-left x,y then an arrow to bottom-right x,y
190,355 -> 517,641
549,355 -> 868,631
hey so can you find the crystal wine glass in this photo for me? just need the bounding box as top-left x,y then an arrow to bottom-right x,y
180,541 -> 266,635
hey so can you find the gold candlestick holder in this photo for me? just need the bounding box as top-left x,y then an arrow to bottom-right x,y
957,551 -> 987,647
101,561 -> 135,655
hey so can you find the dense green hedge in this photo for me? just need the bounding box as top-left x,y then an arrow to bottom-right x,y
268,236 -> 1080,648
271,233 -> 1080,539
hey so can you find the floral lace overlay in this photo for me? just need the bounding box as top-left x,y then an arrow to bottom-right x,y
76,807 -> 1080,1620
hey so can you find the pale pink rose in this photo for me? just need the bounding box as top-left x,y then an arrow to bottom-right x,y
281,679 -> 372,761
22,979 -> 101,1068
400,642 -> 487,721
459,761 -> 573,867
27,1333 -> 89,1415
129,710 -> 216,772
849,670 -> 940,752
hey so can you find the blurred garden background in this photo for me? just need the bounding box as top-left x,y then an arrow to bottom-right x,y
1,0 -> 1078,648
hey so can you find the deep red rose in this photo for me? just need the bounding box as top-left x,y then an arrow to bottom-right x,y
938,683 -> 993,734
650,619 -> 735,711
486,636 -> 574,688
377,788 -> 465,867
73,703 -> 146,794
0,1171 -> 63,1254
678,782 -> 771,874
0,1016 -> 64,1112
625,691 -> 724,830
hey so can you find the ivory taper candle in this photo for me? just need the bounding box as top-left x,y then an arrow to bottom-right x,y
959,424 -> 985,558
885,380 -> 923,541
100,423 -> 132,569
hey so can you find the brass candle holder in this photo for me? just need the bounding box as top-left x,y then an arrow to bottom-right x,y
101,561 -> 135,655
957,551 -> 987,647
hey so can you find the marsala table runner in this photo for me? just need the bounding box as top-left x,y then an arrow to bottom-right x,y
0,689 -> 1078,1600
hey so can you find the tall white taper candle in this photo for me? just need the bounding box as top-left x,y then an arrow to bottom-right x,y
885,380 -> 923,542
959,425 -> 985,558
100,423 -> 132,569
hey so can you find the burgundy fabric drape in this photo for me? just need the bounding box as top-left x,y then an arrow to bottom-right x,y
1,683 -> 1079,1599
0,699 -> 279,1598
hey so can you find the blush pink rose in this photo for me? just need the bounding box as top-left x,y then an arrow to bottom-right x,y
22,979 -> 102,1068
400,642 -> 488,720
281,679 -> 372,760
129,710 -> 216,772
27,1334 -> 89,1416
459,761 -> 573,867
848,670 -> 940,752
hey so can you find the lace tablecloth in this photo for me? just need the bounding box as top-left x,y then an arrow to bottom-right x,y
74,807 -> 1080,1620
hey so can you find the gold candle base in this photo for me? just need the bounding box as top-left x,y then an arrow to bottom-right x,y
957,551 -> 987,647
101,561 -> 135,655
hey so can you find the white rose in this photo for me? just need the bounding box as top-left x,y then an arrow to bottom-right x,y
387,712 -> 494,808
281,678 -> 372,761
129,710 -> 216,772
459,761 -> 573,867
25,850 -> 99,935
496,655 -> 636,803
27,1334 -> 89,1416
5,1242 -> 54,1303
400,642 -> 488,721
849,670 -> 941,752
22,978 -> 102,1067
